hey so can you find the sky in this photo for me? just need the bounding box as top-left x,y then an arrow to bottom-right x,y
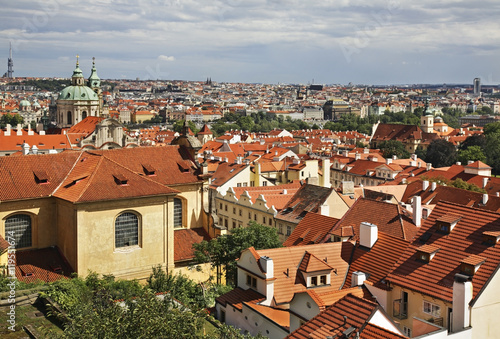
1,0 -> 500,85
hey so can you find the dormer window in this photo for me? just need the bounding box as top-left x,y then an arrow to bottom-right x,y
33,169 -> 49,184
113,173 -> 128,186
482,231 -> 500,246
460,255 -> 486,276
177,161 -> 191,173
436,214 -> 461,234
142,164 -> 156,176
416,244 -> 440,263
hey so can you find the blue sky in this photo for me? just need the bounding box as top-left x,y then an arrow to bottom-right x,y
1,0 -> 499,85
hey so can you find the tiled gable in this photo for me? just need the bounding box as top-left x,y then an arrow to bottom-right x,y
283,213 -> 339,247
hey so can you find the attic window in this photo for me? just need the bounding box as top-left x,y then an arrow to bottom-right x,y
51,265 -> 63,273
177,161 -> 191,173
142,164 -> 156,176
65,175 -> 88,188
113,173 -> 128,185
416,244 -> 440,263
297,210 -> 308,219
20,265 -> 34,277
460,255 -> 486,276
436,214 -> 461,234
482,231 -> 500,246
33,169 -> 49,184
419,232 -> 432,243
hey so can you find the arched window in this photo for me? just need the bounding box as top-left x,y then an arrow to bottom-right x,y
115,212 -> 139,248
173,198 -> 183,228
5,214 -> 32,248
67,111 -> 72,124
82,111 -> 87,119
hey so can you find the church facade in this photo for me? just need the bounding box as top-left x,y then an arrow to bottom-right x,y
56,57 -> 102,128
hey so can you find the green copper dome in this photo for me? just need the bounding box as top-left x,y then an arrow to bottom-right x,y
19,99 -> 31,108
88,57 -> 101,88
59,85 -> 98,100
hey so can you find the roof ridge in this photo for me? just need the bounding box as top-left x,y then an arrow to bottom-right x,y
51,151 -> 85,197
74,153 -> 105,202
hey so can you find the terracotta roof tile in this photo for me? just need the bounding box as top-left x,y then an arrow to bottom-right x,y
387,201 -> 500,303
283,213 -> 339,247
174,228 -> 211,262
298,252 -> 334,273
14,247 -> 74,283
215,287 -> 265,310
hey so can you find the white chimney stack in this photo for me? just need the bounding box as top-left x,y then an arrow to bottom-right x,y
452,274 -> 473,332
413,196 -> 422,227
322,158 -> 331,188
426,163 -> 432,171
423,180 -> 429,191
359,222 -> 378,248
259,256 -> 274,306
431,182 -> 437,191
482,194 -> 488,205
16,124 -> 22,136
5,124 -> 11,136
483,177 -> 488,188
351,271 -> 366,287
386,158 -> 392,165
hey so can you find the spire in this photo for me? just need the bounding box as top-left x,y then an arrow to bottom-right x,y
88,56 -> 101,89
7,42 -> 13,78
71,54 -> 84,85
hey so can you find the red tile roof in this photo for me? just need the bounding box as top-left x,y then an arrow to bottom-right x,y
386,201 -> 500,303
14,247 -> 74,283
343,232 -> 410,289
287,294 -> 405,339
174,228 -> 211,262
215,287 -> 265,310
283,212 -> 339,247
328,198 -> 418,241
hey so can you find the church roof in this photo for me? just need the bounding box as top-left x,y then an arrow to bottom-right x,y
59,85 -> 98,101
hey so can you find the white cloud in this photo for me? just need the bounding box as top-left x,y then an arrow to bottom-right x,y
158,55 -> 175,61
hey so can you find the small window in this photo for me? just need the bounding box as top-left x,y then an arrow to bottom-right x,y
252,277 -> 257,288
262,216 -> 266,224
232,221 -> 236,230
320,275 -> 327,285
263,182 -> 267,186
173,198 -> 183,228
239,209 -> 242,216
224,219 -> 228,228
233,207 -> 236,214
279,224 -> 283,234
268,218 -> 272,226
220,310 -> 226,323
220,203 -> 223,210
286,226 -> 291,236
5,214 -> 32,249
225,204 -> 228,212
242,182 -> 247,187
254,214 -> 257,221
311,276 -> 318,286
237,183 -> 242,187
423,301 -> 441,317
247,274 -> 252,286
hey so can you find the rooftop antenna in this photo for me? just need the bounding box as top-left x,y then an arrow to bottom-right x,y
7,42 -> 14,78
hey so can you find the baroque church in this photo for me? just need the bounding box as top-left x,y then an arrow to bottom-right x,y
56,56 -> 102,128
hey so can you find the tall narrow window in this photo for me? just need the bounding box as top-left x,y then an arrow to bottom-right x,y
67,111 -> 72,124
174,198 -> 183,228
82,111 -> 87,119
115,212 -> 139,248
5,214 -> 32,249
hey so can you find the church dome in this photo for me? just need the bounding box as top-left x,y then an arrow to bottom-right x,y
19,99 -> 31,108
59,85 -> 98,101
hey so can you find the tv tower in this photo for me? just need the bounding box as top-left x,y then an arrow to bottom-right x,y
7,42 -> 13,78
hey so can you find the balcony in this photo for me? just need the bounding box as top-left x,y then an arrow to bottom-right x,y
393,299 -> 408,320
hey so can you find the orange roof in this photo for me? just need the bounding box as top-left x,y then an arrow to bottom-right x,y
284,212 -> 339,247
247,242 -> 352,305
174,228 -> 211,262
387,201 -> 500,303
15,247 -> 74,283
298,251 -> 334,272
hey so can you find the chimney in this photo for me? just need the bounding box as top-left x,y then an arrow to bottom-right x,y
392,155 -> 397,160
359,222 -> 378,248
224,157 -> 228,163
452,274 -> 473,332
5,124 -> 11,136
343,150 -> 349,157
410,160 -> 416,167
351,272 -> 366,287
423,180 -> 429,191
412,196 -> 422,227
386,158 -> 392,165
282,189 -> 287,195
426,163 -> 432,171
319,202 -> 329,216
456,161 -> 462,166
322,158 -> 331,188
22,142 -> 30,155
483,177 -> 488,188
468,160 -> 474,165
431,182 -> 437,191
418,161 -> 421,168
411,154 -> 417,161
16,123 -> 22,136
259,256 -> 275,306
31,145 -> 38,155
355,153 -> 361,160
482,194 -> 488,205
27,124 -> 34,136
254,162 -> 261,187
363,148 -> 369,154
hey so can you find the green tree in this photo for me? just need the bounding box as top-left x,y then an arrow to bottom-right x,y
485,133 -> 500,174
194,221 -> 282,286
173,120 -> 200,135
484,122 -> 500,136
378,140 -> 410,159
457,145 -> 486,165
459,134 -> 486,150
425,139 -> 457,168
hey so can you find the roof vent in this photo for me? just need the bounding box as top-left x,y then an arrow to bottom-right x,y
33,169 -> 49,184
113,173 -> 128,185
